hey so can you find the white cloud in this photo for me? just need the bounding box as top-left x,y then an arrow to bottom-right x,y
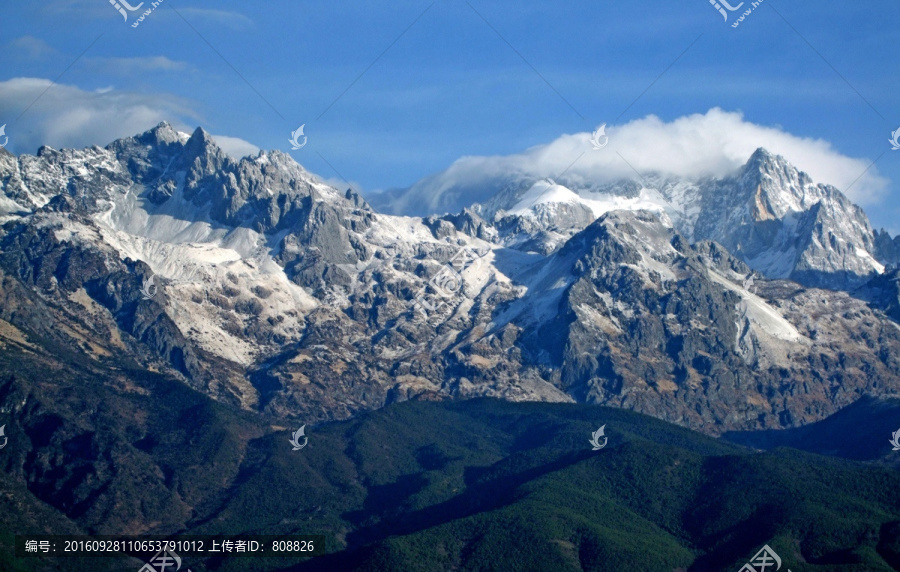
0,77 -> 200,152
320,176 -> 365,195
0,77 -> 269,165
171,8 -> 253,30
86,56 -> 191,74
8,36 -> 57,59
212,134 -> 260,159
391,108 -> 888,215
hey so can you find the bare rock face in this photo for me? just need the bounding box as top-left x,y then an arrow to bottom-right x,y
856,267 -> 900,323
1,125 -> 899,437
875,230 -> 900,267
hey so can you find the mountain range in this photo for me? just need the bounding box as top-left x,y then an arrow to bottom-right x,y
1,123 -> 899,437
2,123 -> 900,570
375,146 -> 898,289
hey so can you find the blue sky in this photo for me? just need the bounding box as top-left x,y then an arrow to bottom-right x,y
1,0 -> 899,231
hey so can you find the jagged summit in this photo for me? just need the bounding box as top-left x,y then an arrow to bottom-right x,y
3,125 -> 897,290
145,120 -> 189,143
413,146 -> 893,290
693,148 -> 883,288
744,146 -> 777,168
182,125 -> 219,153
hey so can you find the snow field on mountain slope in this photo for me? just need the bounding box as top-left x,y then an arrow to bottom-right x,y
99,227 -> 317,365
509,180 -> 679,225
708,269 -> 802,343
856,248 -> 886,273
94,193 -> 319,366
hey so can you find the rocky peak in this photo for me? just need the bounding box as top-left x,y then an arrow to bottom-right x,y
875,229 -> 900,266
742,147 -> 779,180
563,211 -> 685,282
735,148 -> 817,218
137,121 -> 188,148
179,126 -> 227,174
344,187 -> 372,211
689,149 -> 881,289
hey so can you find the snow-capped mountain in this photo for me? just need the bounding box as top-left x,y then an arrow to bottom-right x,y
694,148 -> 885,289
378,148 -> 897,290
1,124 -> 899,437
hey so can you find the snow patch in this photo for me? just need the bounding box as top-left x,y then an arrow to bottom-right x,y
708,269 -> 802,342
855,248 -> 885,273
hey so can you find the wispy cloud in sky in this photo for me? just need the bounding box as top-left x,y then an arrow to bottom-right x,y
0,77 -> 260,159
84,56 -> 191,75
211,134 -> 260,159
168,8 -> 254,30
8,36 -> 57,59
0,78 -> 198,152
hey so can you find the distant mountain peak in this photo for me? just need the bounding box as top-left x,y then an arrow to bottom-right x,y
136,121 -> 189,147
150,120 -> 176,133
747,146 -> 775,163
183,126 -> 220,154
741,147 -> 798,183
